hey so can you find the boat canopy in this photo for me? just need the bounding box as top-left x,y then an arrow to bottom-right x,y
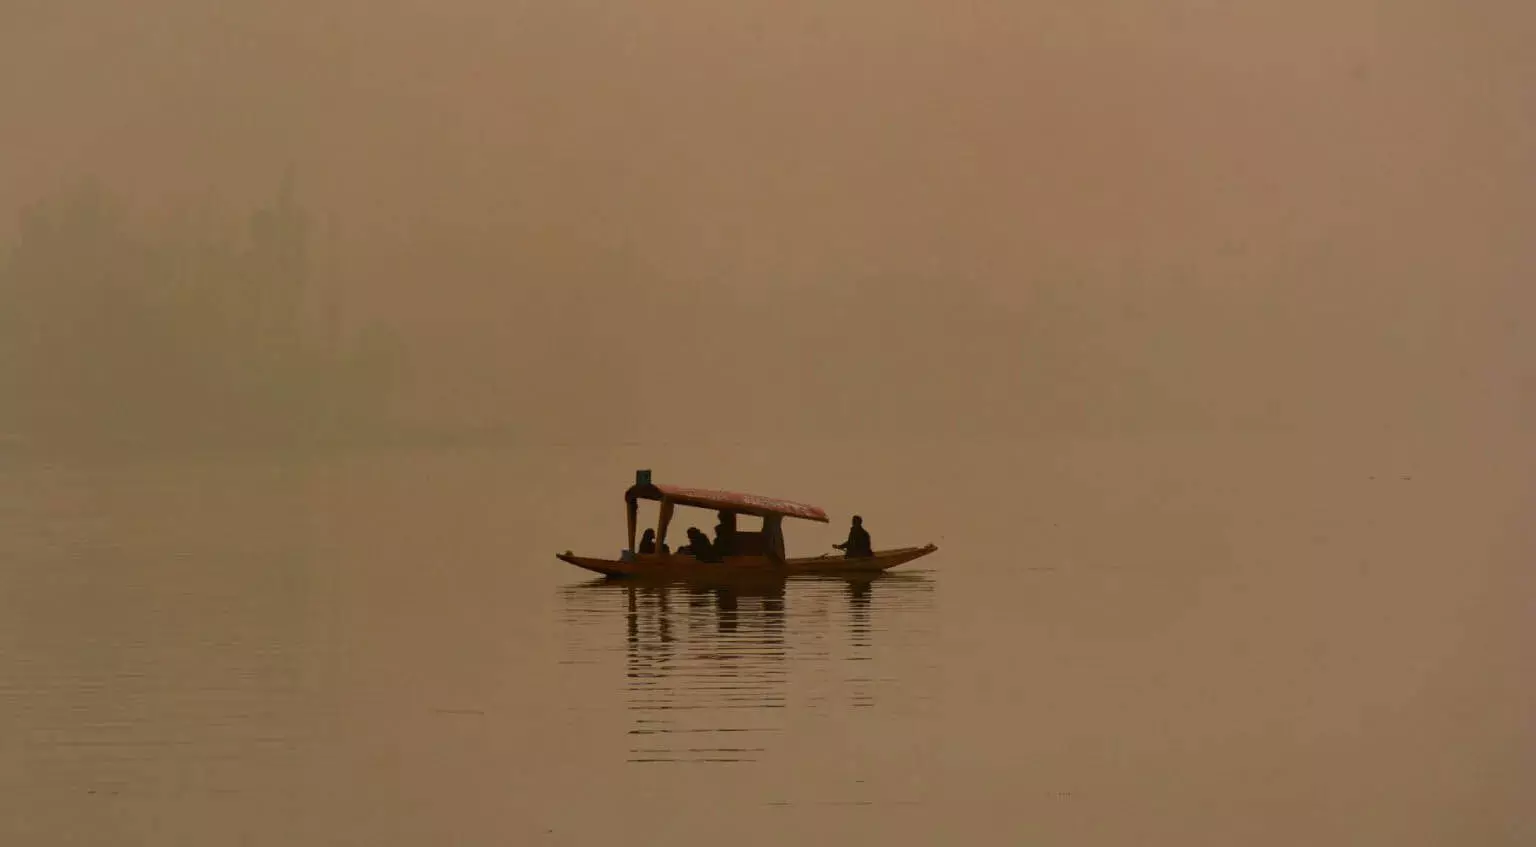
625,483 -> 829,523
622,471 -> 829,556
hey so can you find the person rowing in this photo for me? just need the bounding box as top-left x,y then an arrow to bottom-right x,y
833,515 -> 873,558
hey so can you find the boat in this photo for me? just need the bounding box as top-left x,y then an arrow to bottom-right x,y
557,470 -> 939,579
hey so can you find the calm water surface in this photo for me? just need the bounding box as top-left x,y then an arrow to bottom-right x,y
1,436 -> 1531,845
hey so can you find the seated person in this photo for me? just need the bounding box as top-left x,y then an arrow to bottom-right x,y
713,530 -> 735,557
683,527 -> 722,563
713,514 -> 738,557
637,529 -> 669,555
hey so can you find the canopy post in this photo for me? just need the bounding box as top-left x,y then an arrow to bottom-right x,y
656,499 -> 675,549
626,497 -> 638,552
764,514 -> 785,565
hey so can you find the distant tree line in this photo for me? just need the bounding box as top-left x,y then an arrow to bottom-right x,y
0,178 -> 405,451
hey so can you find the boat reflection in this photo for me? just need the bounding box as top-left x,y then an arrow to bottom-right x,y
559,573 -> 935,765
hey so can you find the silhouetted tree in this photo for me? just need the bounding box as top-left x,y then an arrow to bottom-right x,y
0,177 -> 405,450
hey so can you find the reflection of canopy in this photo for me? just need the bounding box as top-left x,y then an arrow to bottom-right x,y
626,483 -> 829,523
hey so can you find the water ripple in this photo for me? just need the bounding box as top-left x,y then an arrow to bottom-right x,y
560,572 -> 937,766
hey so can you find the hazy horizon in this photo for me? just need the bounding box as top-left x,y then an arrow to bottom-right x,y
4,6 -> 1534,844
4,1 -> 1533,442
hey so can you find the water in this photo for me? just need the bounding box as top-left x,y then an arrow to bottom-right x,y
561,574 -> 937,767
0,436 -> 1531,845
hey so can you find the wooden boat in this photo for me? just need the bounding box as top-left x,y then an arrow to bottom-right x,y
557,470 -> 938,579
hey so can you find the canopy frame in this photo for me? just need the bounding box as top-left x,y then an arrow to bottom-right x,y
624,478 -> 827,557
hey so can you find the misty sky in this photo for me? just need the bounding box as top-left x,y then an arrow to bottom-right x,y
4,1 -> 1532,436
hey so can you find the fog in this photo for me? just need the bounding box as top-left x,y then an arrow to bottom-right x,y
4,7 -> 1535,844
3,1 -> 1533,447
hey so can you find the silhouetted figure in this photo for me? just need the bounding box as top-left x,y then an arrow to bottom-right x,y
683,527 -> 722,563
713,511 -> 738,557
638,529 -> 669,555
833,515 -> 873,558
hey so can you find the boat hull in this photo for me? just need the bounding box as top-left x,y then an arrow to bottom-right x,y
556,544 -> 937,579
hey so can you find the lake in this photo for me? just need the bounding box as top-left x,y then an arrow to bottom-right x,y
1,434 -> 1530,845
